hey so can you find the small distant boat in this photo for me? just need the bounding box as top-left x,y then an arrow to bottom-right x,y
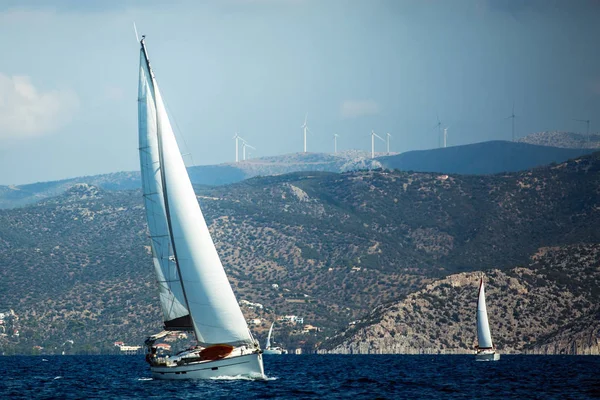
475,275 -> 500,361
138,36 -> 264,379
263,322 -> 287,355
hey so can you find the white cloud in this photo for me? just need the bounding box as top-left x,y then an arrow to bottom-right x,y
0,72 -> 79,140
340,99 -> 380,119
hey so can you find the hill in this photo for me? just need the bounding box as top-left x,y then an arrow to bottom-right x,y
319,244 -> 600,355
518,131 -> 600,149
377,141 -> 596,175
0,151 -> 381,209
0,152 -> 599,354
4,141 -> 595,210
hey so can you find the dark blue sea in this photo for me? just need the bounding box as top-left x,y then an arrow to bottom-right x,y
1,355 -> 599,399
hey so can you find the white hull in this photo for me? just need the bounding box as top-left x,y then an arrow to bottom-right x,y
475,351 -> 500,361
151,353 -> 264,380
263,349 -> 283,355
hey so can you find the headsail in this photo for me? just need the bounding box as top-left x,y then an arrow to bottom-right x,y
138,48 -> 190,329
139,39 -> 254,347
476,277 -> 494,349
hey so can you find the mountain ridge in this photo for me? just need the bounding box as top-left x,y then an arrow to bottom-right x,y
1,141 -> 595,209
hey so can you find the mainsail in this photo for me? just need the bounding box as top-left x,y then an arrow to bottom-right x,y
138,49 -> 190,330
138,39 -> 254,347
476,277 -> 494,349
266,322 -> 274,348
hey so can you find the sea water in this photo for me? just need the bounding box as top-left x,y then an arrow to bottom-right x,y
0,354 -> 598,399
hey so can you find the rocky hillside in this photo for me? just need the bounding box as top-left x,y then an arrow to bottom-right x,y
0,152 -> 599,354
320,244 -> 600,355
518,131 -> 600,149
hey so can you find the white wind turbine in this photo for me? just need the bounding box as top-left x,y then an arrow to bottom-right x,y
301,113 -> 309,153
241,140 -> 256,161
233,132 -> 241,162
443,125 -> 451,148
386,132 -> 392,154
371,130 -> 384,159
333,133 -> 339,154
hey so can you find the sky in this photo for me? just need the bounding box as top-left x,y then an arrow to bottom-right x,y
0,0 -> 599,185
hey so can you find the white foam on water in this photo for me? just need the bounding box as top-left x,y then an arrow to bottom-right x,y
137,377 -> 153,381
42,359 -> 48,362
53,376 -> 62,380
210,373 -> 276,381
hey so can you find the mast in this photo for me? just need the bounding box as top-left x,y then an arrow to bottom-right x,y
140,37 -> 194,330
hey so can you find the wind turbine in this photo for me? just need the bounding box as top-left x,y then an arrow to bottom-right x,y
371,130 -> 384,159
385,132 -> 392,154
572,118 -> 591,145
233,132 -> 240,163
301,113 -> 309,153
443,127 -> 448,148
434,115 -> 442,148
242,141 -> 255,161
506,102 -> 516,142
333,133 -> 339,154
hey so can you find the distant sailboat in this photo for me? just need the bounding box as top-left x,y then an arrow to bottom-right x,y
263,322 -> 286,355
138,36 -> 265,379
475,275 -> 500,361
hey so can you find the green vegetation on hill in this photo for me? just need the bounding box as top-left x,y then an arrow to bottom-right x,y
0,152 -> 599,354
518,131 -> 600,149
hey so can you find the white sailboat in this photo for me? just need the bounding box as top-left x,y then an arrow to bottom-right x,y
475,276 -> 500,361
263,322 -> 286,355
138,36 -> 265,379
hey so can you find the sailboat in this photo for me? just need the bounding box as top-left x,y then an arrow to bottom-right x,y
138,36 -> 265,379
263,322 -> 286,355
475,275 -> 500,361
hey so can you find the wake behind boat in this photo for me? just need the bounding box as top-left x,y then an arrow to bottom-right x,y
475,275 -> 500,361
137,36 -> 264,379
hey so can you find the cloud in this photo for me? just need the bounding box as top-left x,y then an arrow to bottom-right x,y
0,73 -> 79,140
340,99 -> 380,119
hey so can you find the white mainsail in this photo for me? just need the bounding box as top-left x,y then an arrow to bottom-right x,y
139,40 -> 254,347
138,50 -> 189,328
476,277 -> 494,349
266,322 -> 275,348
